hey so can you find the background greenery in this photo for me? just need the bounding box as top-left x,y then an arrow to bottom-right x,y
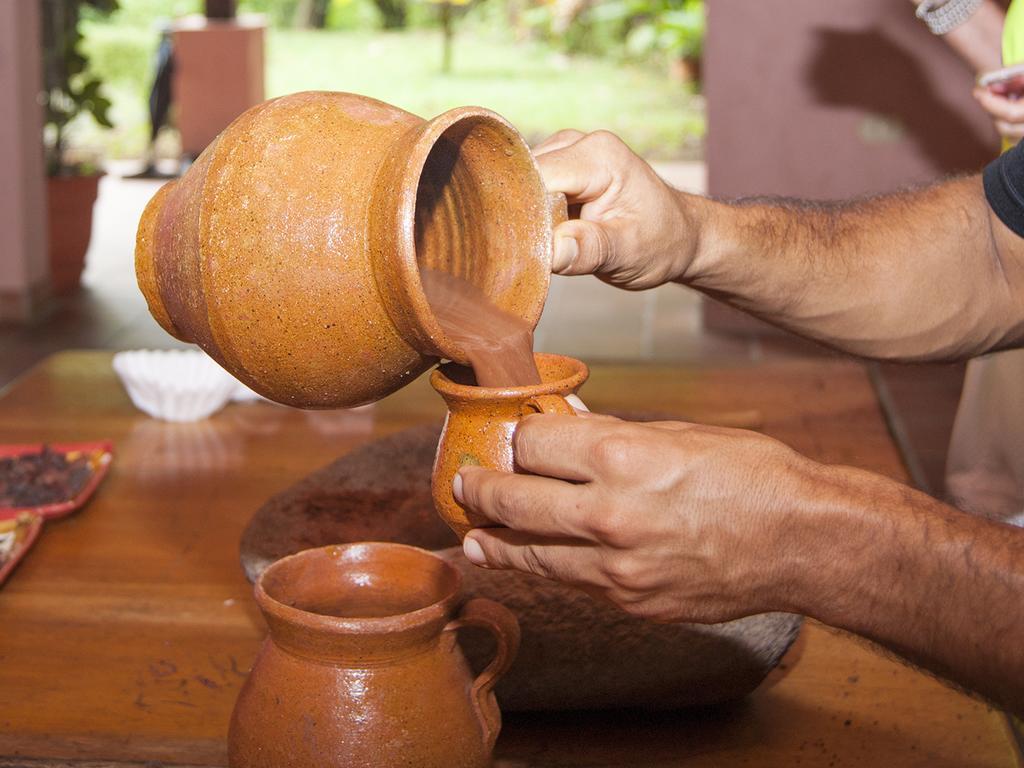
43,0 -> 119,174
74,0 -> 704,162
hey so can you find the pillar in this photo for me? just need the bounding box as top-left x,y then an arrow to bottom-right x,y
0,1 -> 50,323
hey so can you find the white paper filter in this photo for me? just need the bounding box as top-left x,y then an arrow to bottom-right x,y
112,349 -> 239,422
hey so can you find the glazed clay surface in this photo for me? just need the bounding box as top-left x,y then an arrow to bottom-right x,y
136,91 -> 562,408
240,423 -> 803,712
229,542 -> 519,767
431,353 -> 587,537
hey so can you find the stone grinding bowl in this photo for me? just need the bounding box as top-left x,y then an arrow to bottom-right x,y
240,421 -> 803,711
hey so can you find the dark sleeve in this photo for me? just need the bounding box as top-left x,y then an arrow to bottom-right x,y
984,140 -> 1024,238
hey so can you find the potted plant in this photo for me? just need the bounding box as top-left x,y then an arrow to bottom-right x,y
662,1 -> 704,86
621,0 -> 704,86
41,0 -> 118,295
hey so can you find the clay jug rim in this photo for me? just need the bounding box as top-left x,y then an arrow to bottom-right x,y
430,352 -> 588,400
373,105 -> 554,364
255,542 -> 462,635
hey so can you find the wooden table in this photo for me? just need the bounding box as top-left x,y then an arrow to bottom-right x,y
0,351 -> 1018,767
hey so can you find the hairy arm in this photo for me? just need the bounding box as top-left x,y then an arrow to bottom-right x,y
536,132 -> 1024,361
456,415 -> 1024,715
792,462 -> 1024,711
684,177 -> 1024,360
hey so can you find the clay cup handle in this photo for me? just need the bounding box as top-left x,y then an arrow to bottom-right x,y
445,598 -> 521,751
526,394 -> 577,416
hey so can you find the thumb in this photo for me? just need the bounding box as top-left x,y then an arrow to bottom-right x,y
553,219 -> 617,276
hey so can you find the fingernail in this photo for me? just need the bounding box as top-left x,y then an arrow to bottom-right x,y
565,394 -> 589,412
555,236 -> 579,271
463,535 -> 486,565
453,471 -> 464,503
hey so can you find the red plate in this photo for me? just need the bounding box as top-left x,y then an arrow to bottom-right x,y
0,441 -> 114,520
0,512 -> 43,587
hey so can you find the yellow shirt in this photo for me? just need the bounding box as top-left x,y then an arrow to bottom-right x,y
1003,0 -> 1024,150
1005,0 -> 1024,65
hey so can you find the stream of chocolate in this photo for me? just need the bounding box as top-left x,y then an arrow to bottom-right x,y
420,269 -> 542,387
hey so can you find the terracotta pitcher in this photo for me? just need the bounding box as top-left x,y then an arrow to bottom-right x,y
136,91 -> 566,408
430,353 -> 588,537
229,542 -> 520,767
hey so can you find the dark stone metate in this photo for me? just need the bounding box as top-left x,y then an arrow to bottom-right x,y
240,422 -> 802,712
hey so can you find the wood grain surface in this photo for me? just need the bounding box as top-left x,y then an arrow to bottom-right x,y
0,351 -> 1018,767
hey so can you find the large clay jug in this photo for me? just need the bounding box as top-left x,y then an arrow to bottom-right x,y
430,353 -> 588,537
229,542 -> 520,767
136,91 -> 565,408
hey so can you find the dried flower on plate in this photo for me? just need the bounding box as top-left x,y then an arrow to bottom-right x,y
0,441 -> 113,520
0,445 -> 92,508
0,513 -> 43,586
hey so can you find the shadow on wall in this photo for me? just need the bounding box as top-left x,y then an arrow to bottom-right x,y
807,27 -> 995,176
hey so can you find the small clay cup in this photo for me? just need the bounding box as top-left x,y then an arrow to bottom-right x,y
229,542 -> 520,767
430,353 -> 588,538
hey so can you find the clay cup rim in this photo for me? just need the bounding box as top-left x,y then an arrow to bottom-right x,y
430,352 -> 589,400
256,542 -> 462,634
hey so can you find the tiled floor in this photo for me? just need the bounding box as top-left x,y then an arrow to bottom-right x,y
0,174 -> 184,390
0,161 -> 965,497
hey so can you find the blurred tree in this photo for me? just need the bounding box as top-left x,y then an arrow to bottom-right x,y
505,0 -> 529,42
237,0 -> 299,26
622,0 -> 703,84
620,0 -> 703,63
425,0 -> 471,72
206,0 -> 237,17
552,0 -> 592,36
373,0 -> 408,28
526,0 -> 703,74
293,0 -> 330,26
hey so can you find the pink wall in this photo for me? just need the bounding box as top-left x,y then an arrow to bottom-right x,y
0,0 -> 49,322
705,0 -> 999,200
703,0 -> 1000,334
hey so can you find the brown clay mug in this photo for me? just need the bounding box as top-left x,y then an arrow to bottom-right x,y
229,542 -> 520,767
430,353 -> 589,538
136,91 -> 566,409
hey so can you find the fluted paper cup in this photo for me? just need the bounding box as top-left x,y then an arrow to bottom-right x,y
112,350 -> 238,422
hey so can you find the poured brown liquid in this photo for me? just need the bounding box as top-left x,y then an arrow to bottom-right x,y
420,269 -> 541,387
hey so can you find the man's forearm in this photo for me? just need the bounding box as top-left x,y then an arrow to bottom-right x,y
785,464 -> 1024,714
678,177 -> 1024,360
909,0 -> 1004,74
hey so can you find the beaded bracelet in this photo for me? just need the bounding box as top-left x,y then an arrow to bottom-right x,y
915,0 -> 984,35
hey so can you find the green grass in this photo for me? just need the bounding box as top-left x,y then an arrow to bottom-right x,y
76,22 -> 703,162
265,29 -> 702,159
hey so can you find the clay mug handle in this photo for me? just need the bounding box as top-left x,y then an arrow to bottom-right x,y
444,598 -> 521,751
525,393 -> 577,416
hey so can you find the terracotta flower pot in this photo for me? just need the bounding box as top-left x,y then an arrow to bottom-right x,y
229,542 -> 520,767
430,353 -> 587,538
48,174 -> 101,295
136,91 -> 566,408
670,54 -> 703,86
